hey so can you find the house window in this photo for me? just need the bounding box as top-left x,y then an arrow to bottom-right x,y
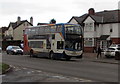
89,23 -> 93,30
23,30 -> 25,34
84,23 -> 93,31
24,23 -> 25,26
110,29 -> 112,32
110,24 -> 113,33
94,24 -> 98,31
84,38 -> 93,47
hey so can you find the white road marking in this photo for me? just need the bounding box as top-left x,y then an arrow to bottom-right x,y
37,70 -> 42,73
23,68 -> 27,69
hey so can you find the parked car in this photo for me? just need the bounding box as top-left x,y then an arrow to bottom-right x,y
109,44 -> 120,48
20,43 -> 24,49
6,46 -> 23,55
104,47 -> 120,58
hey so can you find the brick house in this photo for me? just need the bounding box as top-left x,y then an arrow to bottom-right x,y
0,27 -> 8,41
5,17 -> 33,41
68,8 -> 120,52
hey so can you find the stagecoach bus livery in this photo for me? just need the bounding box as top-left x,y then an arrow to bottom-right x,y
24,23 -> 83,60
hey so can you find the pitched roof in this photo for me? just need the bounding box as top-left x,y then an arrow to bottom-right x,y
37,23 -> 49,25
68,14 -> 88,25
69,9 -> 120,24
1,27 -> 8,33
90,10 -> 120,23
8,20 -> 33,29
8,22 -> 17,29
89,15 -> 103,23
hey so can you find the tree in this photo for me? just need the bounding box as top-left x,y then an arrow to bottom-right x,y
50,19 -> 56,24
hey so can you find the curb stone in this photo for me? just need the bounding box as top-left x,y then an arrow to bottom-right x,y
92,60 -> 118,64
84,58 -> 118,64
83,53 -> 118,64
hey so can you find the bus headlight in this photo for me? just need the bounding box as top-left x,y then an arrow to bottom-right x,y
79,35 -> 82,38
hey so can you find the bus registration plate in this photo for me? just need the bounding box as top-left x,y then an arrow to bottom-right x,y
72,51 -> 77,54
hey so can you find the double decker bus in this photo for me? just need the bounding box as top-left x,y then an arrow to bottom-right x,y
24,23 -> 83,60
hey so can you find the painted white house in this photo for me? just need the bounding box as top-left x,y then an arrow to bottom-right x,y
69,8 -> 120,52
5,17 -> 33,41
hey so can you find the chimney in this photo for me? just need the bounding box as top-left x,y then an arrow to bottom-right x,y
88,8 -> 95,15
30,17 -> 33,25
17,16 -> 21,25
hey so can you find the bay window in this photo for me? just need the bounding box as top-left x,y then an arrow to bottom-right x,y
84,23 -> 94,31
84,38 -> 94,47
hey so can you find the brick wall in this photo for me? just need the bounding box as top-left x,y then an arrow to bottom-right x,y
111,38 -> 120,44
84,47 -> 94,53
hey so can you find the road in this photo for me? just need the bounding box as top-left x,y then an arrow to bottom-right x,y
2,52 -> 118,82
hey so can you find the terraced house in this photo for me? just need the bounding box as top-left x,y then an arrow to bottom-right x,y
5,17 -> 33,41
69,8 -> 120,52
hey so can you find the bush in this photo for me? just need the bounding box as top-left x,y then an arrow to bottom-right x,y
0,63 -> 10,74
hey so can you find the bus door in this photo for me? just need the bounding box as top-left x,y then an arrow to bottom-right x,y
46,35 -> 51,49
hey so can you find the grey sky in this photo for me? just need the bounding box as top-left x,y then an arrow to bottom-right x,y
0,0 -> 119,26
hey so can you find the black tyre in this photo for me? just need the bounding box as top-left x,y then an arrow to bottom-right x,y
105,55 -> 111,58
115,52 -> 120,60
11,51 -> 15,55
49,52 -> 55,60
76,54 -> 83,59
63,52 -> 71,61
65,56 -> 71,61
30,49 -> 34,57
6,51 -> 9,54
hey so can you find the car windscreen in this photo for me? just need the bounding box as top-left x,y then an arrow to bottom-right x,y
117,48 -> 120,50
110,44 -> 120,47
108,48 -> 115,50
12,46 -> 20,49
65,25 -> 82,35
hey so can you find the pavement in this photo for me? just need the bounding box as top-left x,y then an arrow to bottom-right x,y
2,65 -> 93,82
83,52 -> 119,64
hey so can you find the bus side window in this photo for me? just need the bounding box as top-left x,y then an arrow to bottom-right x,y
57,41 -> 64,49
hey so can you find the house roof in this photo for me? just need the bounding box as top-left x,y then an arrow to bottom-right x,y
68,14 -> 88,25
8,22 -> 17,29
1,27 -> 8,33
69,9 -> 120,24
90,10 -> 120,23
89,15 -> 103,23
8,20 -> 33,29
37,23 -> 49,25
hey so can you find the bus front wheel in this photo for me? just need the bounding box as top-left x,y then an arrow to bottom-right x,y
63,52 -> 71,61
65,56 -> 71,61
76,54 -> 83,59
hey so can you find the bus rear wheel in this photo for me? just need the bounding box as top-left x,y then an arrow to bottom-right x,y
49,52 -> 55,60
30,49 -> 34,57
